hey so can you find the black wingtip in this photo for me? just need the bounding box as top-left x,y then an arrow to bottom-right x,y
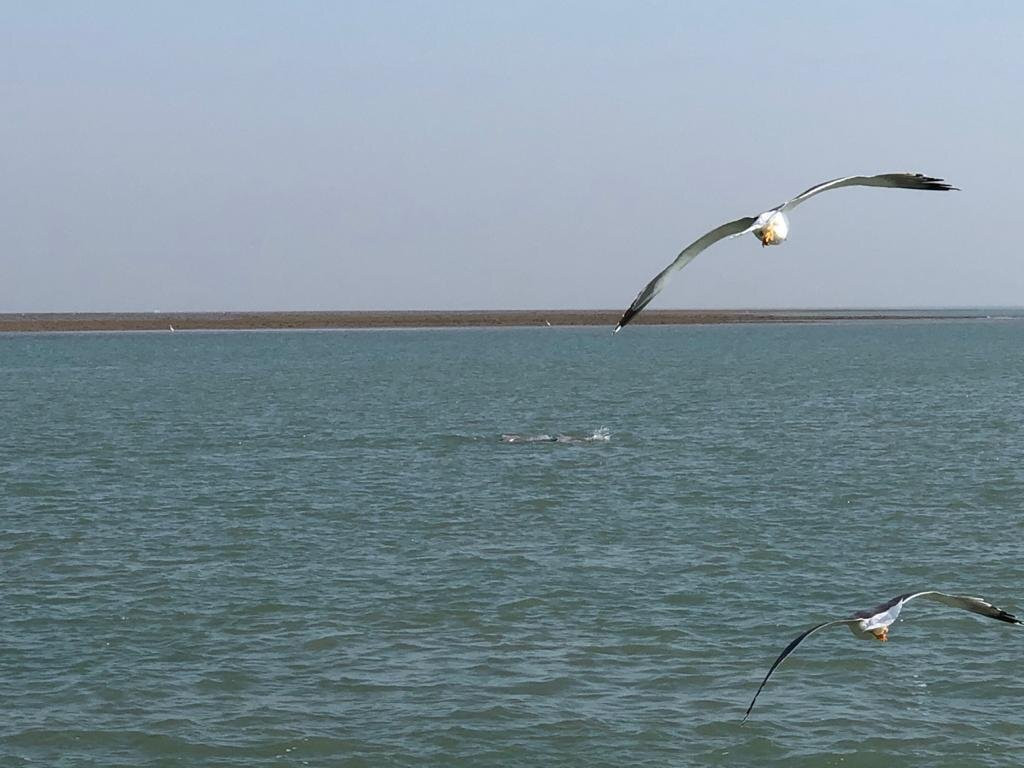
913,173 -> 958,192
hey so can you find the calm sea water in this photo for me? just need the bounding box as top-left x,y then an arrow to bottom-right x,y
2,320 -> 1023,767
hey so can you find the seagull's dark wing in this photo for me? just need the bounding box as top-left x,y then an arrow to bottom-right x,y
614,216 -> 757,332
743,619 -> 859,722
775,173 -> 957,213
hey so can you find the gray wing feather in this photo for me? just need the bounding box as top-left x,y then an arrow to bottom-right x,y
776,173 -> 957,213
901,591 -> 1023,624
614,216 -> 757,332
743,619 -> 859,722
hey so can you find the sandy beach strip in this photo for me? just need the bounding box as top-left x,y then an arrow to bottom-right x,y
0,309 -> 984,333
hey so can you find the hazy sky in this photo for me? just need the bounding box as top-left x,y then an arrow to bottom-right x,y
3,2 -> 1022,311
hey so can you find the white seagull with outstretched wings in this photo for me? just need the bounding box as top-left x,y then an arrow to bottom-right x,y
743,590 -> 1021,721
614,173 -> 958,332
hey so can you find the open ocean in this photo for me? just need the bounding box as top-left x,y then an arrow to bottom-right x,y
3,318 -> 1023,767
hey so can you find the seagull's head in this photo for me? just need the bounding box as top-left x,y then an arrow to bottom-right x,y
754,211 -> 789,248
871,626 -> 889,642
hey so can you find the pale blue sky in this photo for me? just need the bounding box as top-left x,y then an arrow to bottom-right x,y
2,2 -> 1022,311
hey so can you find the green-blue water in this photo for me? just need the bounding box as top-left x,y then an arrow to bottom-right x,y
3,321 -> 1023,767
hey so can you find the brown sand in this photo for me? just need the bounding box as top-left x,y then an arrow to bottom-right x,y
0,310 -> 979,333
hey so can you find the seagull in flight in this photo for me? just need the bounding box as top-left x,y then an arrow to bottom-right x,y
743,590 -> 1020,721
614,173 -> 957,333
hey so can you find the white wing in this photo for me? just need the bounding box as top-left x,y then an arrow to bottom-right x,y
864,591 -> 1024,626
775,172 -> 956,213
743,618 -> 861,722
614,216 -> 758,332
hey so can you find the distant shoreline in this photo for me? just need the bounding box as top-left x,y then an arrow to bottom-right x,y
0,309 -> 1000,333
